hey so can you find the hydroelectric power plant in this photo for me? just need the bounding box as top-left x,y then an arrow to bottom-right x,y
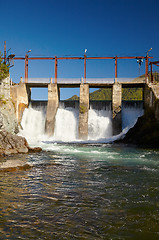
7,51 -> 157,142
11,78 -> 146,143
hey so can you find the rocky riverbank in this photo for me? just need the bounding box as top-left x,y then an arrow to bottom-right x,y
0,100 -> 19,134
122,109 -> 159,148
0,130 -> 42,156
0,100 -> 42,155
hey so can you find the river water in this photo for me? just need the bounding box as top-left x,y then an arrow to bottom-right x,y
0,105 -> 159,239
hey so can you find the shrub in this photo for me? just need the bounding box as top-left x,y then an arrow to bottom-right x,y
0,51 -> 9,80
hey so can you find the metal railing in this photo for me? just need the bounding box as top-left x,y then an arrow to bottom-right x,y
151,72 -> 159,83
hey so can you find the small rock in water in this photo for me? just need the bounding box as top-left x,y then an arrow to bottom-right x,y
0,159 -> 33,171
28,147 -> 42,153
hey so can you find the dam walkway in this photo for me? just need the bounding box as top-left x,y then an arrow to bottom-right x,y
23,77 -> 145,88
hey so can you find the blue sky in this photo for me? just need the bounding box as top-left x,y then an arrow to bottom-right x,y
0,0 -> 159,100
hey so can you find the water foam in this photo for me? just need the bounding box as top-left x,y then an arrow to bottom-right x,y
53,107 -> 79,141
19,103 -> 144,147
88,108 -> 112,140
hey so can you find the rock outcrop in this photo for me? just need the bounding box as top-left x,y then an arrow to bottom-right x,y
0,100 -> 19,134
0,130 -> 42,155
122,109 -> 159,148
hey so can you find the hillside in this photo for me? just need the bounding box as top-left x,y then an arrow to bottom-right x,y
67,87 -> 143,101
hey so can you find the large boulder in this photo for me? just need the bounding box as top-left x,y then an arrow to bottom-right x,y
0,130 -> 42,155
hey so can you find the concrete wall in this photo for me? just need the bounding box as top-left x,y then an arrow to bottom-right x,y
10,82 -> 31,124
112,83 -> 122,135
45,83 -> 59,136
144,84 -> 159,121
60,100 -> 111,111
78,84 -> 89,139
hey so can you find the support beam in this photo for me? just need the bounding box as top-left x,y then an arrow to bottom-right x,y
55,56 -> 57,84
145,56 -> 149,82
4,41 -> 6,64
150,63 -> 153,83
84,54 -> 86,83
45,83 -> 59,136
112,83 -> 122,135
115,56 -> 117,82
25,54 -> 29,83
78,84 -> 89,140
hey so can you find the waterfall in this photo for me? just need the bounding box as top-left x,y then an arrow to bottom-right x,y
20,107 -> 46,144
19,101 -> 144,143
53,107 -> 79,141
88,108 -> 112,140
122,101 -> 144,130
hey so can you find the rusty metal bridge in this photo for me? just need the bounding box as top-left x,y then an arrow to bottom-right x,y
2,41 -> 154,85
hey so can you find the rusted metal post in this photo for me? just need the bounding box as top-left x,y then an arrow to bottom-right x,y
115,56 -> 117,82
55,56 -> 57,84
150,62 -> 153,83
145,56 -> 149,82
4,41 -> 6,63
25,54 -> 29,83
84,54 -> 86,83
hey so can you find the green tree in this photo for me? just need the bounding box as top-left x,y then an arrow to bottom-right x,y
0,51 -> 9,80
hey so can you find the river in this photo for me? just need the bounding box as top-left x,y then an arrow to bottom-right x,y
0,105 -> 159,239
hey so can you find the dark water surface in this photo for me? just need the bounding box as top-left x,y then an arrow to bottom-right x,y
0,144 -> 159,239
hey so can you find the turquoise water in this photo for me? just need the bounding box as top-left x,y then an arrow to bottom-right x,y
0,143 -> 159,239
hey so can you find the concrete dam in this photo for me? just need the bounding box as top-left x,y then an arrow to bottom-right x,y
29,99 -> 144,141
10,79 -> 147,141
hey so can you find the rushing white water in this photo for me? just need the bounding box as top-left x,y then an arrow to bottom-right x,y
19,103 -> 144,145
53,107 -> 79,141
122,104 -> 144,130
20,107 -> 46,144
88,108 -> 112,140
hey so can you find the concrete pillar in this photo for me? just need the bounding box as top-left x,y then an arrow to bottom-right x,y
10,82 -> 31,124
45,83 -> 59,136
112,83 -> 122,135
78,84 -> 89,139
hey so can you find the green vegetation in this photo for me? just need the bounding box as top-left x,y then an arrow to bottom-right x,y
79,104 -> 87,114
0,51 -> 9,80
89,88 -> 112,100
67,95 -> 79,100
122,88 -> 143,100
67,87 -> 143,101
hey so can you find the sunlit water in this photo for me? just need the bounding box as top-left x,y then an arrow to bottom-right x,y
1,104 -> 159,239
0,145 -> 159,239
